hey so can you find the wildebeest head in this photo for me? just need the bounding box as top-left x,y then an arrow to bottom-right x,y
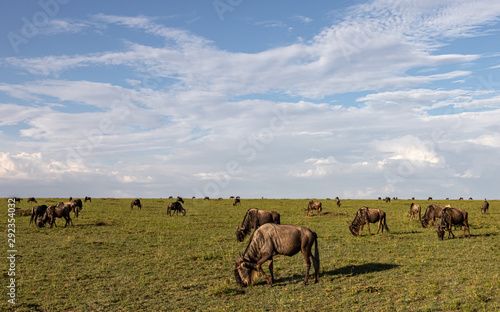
37,218 -> 45,228
348,222 -> 359,236
436,225 -> 446,240
179,208 -> 186,216
235,226 -> 246,242
234,256 -> 257,287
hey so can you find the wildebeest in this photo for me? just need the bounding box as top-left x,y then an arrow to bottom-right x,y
14,197 -> 22,203
385,197 -> 391,203
29,205 -> 48,227
84,196 -> 91,203
482,199 -> 489,214
428,197 -> 433,201
131,199 -> 142,210
469,197 -> 473,200
335,197 -> 341,208
42,203 -> 73,228
235,208 -> 281,242
167,200 -> 186,216
234,223 -> 319,287
27,197 -> 37,204
306,200 -> 322,216
204,196 -> 209,200
420,204 -> 445,228
349,207 -> 389,236
233,198 -> 241,206
436,207 -> 470,240
71,199 -> 83,218
459,197 -> 464,200
409,203 -> 421,221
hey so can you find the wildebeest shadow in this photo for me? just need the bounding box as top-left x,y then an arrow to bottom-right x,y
322,262 -> 400,278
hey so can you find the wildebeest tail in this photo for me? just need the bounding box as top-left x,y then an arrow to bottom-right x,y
383,215 -> 390,233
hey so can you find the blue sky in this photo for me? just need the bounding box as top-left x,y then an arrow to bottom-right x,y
1,0 -> 500,199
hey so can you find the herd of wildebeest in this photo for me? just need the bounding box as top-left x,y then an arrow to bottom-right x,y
15,195 -> 491,288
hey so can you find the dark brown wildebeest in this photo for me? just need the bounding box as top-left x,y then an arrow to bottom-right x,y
459,197 -> 464,200
84,196 -> 91,203
30,205 -> 48,227
69,197 -> 72,201
71,199 -> 83,218
204,196 -> 209,200
131,199 -> 142,210
428,197 -> 433,201
230,196 -> 235,199
167,200 -> 186,216
14,197 -> 22,203
235,208 -> 280,242
306,200 -> 322,216
384,197 -> 391,203
42,203 -> 73,228
409,203 -> 421,221
234,223 -> 319,287
412,197 -> 415,200
378,197 -> 382,200
335,197 -> 341,208
420,204 -> 445,228
349,207 -> 389,236
436,207 -> 470,240
469,197 -> 473,200
233,198 -> 241,206
176,196 -> 184,204
27,197 -> 37,204
481,199 -> 489,214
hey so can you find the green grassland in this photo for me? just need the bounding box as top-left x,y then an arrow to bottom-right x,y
1,198 -> 499,311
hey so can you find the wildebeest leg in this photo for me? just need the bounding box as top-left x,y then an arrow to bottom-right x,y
377,219 -> 382,234
255,253 -> 273,285
268,259 -> 274,285
366,221 -> 371,236
30,214 -> 35,226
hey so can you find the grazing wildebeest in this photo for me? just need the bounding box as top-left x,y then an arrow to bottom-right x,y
167,200 -> 186,216
420,204 -> 445,228
42,203 -> 73,228
233,198 -> 241,206
409,203 -> 421,221
459,197 -> 464,200
481,199 -> 489,214
204,196 -> 209,200
234,223 -> 319,287
349,207 -> 389,236
428,197 -> 433,201
69,197 -> 72,201
436,207 -> 470,240
71,199 -> 83,218
412,197 -> 415,200
335,197 -> 341,208
306,200 -> 322,216
378,197 -> 382,200
14,197 -> 22,203
235,208 -> 281,242
27,197 -> 37,204
84,196 -> 91,203
30,205 -> 48,227
384,197 -> 391,203
131,199 -> 142,210
230,196 -> 235,199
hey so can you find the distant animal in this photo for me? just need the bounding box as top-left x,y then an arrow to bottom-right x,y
69,197 -> 72,201
385,197 -> 391,203
167,200 -> 186,216
71,199 -> 83,218
27,197 -> 37,204
469,197 -> 473,200
204,197 -> 209,200
481,200 -> 489,214
335,198 -> 341,208
378,197 -> 382,200
459,197 -> 464,200
420,204 -> 445,228
42,203 -> 73,228
436,207 -> 470,240
13,197 -> 22,203
218,197 -> 223,200
233,198 -> 241,206
234,223 -> 319,287
235,208 -> 281,242
84,196 -> 91,203
168,196 -> 173,199
131,199 -> 142,210
30,205 -> 48,227
409,203 -> 421,221
349,207 -> 389,236
306,200 -> 322,216
428,197 -> 433,201
412,197 -> 415,200
230,196 -> 235,199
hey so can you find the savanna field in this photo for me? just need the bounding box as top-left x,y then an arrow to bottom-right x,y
1,198 -> 499,312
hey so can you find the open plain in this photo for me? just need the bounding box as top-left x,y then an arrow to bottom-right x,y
2,198 -> 499,311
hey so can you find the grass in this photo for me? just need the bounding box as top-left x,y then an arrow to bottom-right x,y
1,198 -> 499,311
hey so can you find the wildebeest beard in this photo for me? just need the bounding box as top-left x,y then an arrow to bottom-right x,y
234,257 -> 257,287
